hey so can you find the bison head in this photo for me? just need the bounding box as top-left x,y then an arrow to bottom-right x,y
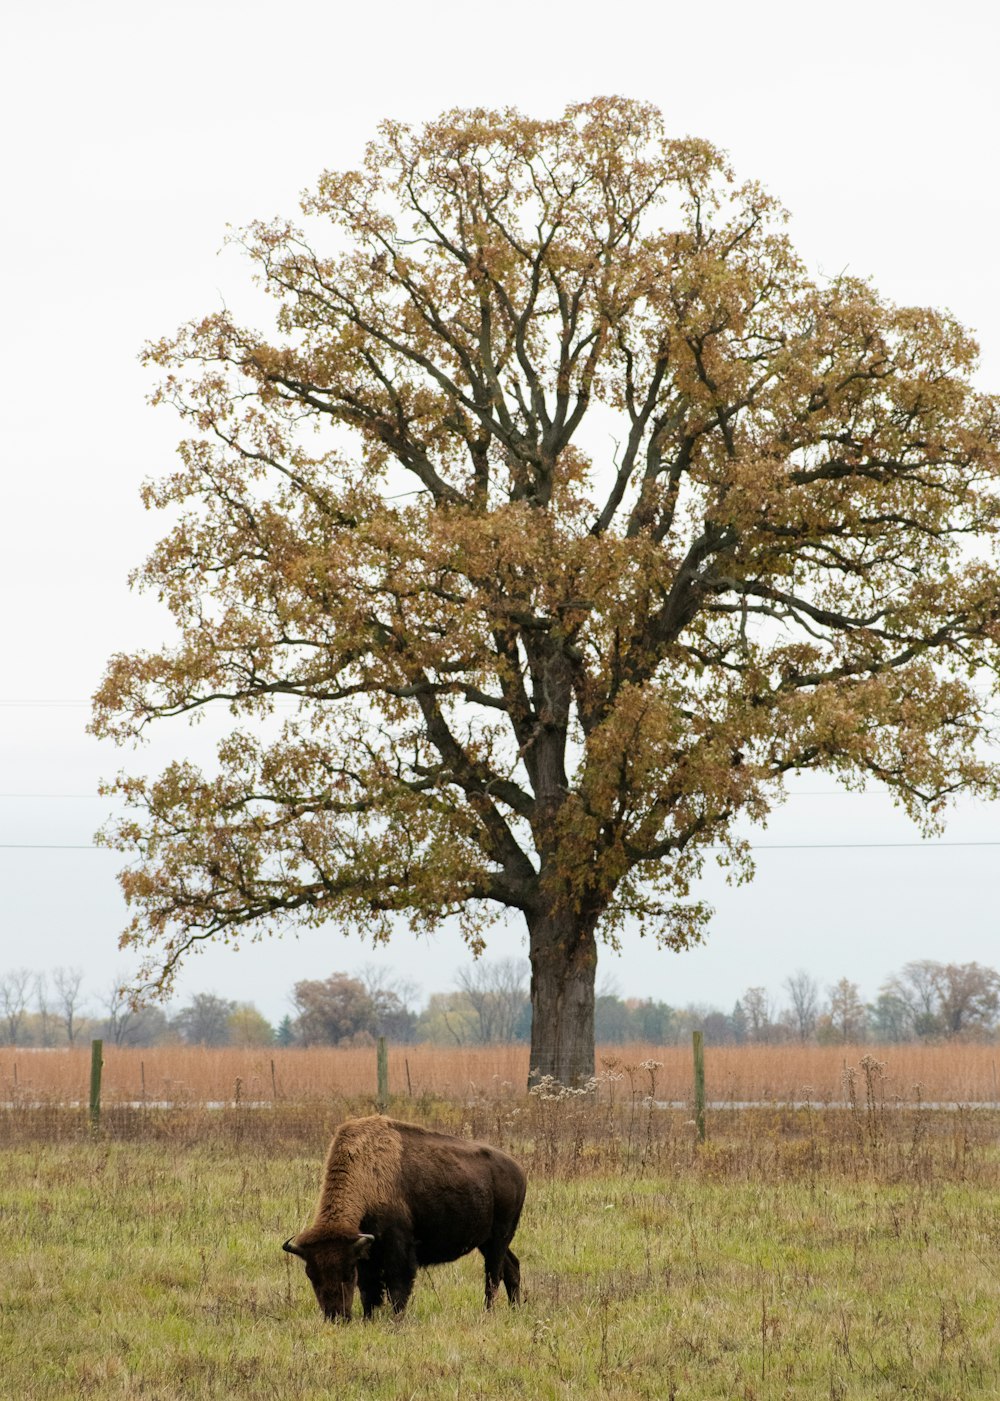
282,1227 -> 374,1321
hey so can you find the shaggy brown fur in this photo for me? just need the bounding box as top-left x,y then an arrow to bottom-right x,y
284,1115 -> 526,1321
312,1115 -> 404,1231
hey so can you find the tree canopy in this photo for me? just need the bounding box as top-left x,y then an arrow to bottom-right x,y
93,97 -> 1000,1083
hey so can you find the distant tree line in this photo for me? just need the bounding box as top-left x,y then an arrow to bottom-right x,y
675,962 -> 1000,1046
1,958 -> 998,1049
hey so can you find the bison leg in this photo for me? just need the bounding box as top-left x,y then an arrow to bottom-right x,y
482,1254 -> 502,1309
356,1260 -> 384,1320
501,1247 -> 521,1305
383,1242 -> 417,1315
481,1238 -> 513,1309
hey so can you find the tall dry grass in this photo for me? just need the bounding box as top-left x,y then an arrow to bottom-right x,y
3,1039 -> 1000,1105
0,1043 -> 528,1106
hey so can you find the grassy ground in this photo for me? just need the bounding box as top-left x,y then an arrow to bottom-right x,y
4,1098 -> 1000,1399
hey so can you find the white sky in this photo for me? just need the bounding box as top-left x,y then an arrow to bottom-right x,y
1,0 -> 998,1024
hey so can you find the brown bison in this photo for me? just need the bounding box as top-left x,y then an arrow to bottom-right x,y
283,1114 -> 526,1320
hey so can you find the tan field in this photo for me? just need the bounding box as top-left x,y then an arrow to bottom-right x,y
4,1039 -> 1000,1106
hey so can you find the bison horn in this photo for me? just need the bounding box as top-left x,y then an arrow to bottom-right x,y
354,1233 -> 375,1259
283,1236 -> 307,1259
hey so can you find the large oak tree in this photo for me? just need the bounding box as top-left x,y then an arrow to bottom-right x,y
93,99 -> 1000,1084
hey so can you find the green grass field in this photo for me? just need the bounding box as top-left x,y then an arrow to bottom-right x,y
4,1097 -> 1000,1399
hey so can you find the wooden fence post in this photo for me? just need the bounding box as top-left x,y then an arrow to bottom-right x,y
376,1036 -> 389,1111
692,1030 -> 706,1143
89,1039 -> 103,1130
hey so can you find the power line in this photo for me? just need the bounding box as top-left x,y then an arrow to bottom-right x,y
0,844 -> 110,850
0,791 -> 860,800
740,840 -> 1000,850
0,787 -> 990,801
0,700 -> 92,706
1,839 -> 999,852
0,697 -> 304,707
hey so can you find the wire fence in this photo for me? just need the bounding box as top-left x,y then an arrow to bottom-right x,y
3,1039 -> 1000,1107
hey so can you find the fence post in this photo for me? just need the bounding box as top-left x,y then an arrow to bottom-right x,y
89,1038 -> 103,1130
376,1036 -> 389,1111
692,1029 -> 706,1143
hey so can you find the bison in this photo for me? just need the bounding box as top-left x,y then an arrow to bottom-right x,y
283,1114 -> 526,1320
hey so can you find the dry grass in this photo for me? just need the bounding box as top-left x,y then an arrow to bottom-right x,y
9,1135 -> 1000,1400
0,1042 -> 527,1106
3,1039 -> 1000,1107
634,1040 -> 1000,1104
3,1083 -> 1000,1190
6,1047 -> 1000,1397
2,1047 -> 999,1194
6,1075 -> 1000,1398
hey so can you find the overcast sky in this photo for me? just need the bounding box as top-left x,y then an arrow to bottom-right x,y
2,0 -> 998,1024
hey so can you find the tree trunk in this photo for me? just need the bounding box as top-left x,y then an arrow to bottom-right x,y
526,909 -> 598,1086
